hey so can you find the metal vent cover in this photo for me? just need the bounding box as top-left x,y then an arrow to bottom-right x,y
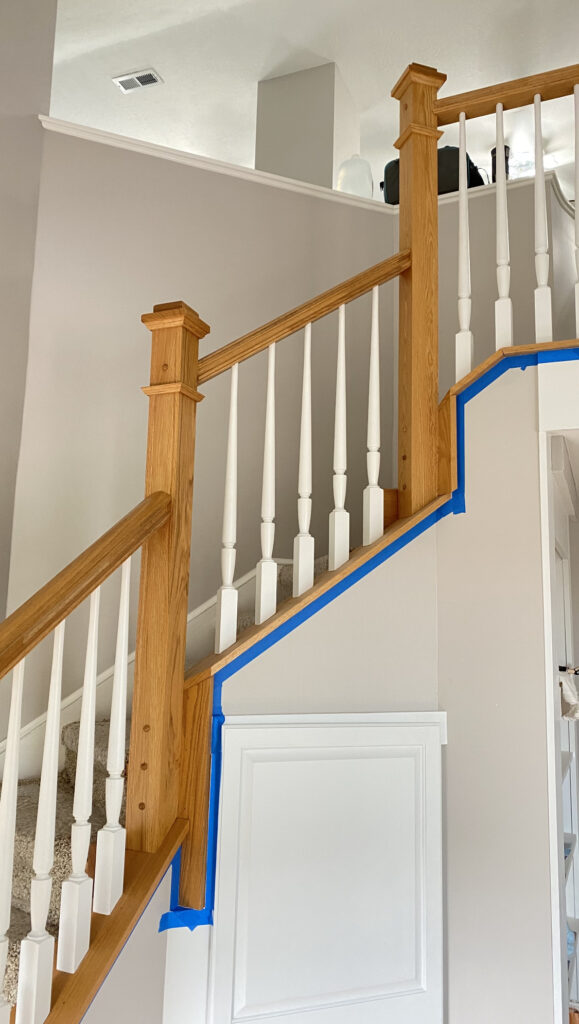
113,69 -> 162,93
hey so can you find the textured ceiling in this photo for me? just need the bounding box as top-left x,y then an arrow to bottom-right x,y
51,0 -> 579,197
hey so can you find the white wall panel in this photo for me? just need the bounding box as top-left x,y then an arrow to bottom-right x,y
209,713 -> 445,1024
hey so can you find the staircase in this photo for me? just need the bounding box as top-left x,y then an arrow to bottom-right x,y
0,57 -> 577,1024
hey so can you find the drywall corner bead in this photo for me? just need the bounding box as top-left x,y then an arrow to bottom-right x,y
158,344 -> 579,933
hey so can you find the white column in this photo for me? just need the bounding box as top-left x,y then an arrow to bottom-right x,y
17,622 -> 65,1024
329,304 -> 350,569
93,558 -> 131,915
215,364 -> 239,652
58,590 -> 100,972
255,345 -> 277,624
456,112 -> 474,380
574,85 -> 579,338
0,660 -> 25,1024
363,286 -> 384,545
533,94 -> 553,343
293,323 -> 315,597
495,103 -> 513,348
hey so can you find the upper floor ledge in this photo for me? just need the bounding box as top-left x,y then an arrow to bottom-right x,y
39,116 -> 574,220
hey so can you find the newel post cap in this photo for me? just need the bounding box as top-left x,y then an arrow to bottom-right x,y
391,63 -> 447,100
142,301 -> 211,339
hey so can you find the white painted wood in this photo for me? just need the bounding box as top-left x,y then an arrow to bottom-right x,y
215,363 -> 239,653
293,324 -> 314,597
209,713 -> 445,1024
58,589 -> 100,972
94,558 -> 131,915
495,103 -> 514,349
164,926 -> 211,1024
363,286 -> 384,545
39,118 -> 391,217
0,660 -> 25,1024
17,621 -> 65,1024
533,94 -> 553,344
255,345 -> 277,624
575,86 -> 579,339
455,112 -> 474,381
329,304 -> 350,570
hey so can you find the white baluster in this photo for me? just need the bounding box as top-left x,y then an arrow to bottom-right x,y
293,323 -> 314,597
456,112 -> 474,380
57,590 -> 100,972
93,559 -> 131,915
574,85 -> 579,337
495,102 -> 514,348
255,345 -> 277,624
0,661 -> 25,1024
533,94 -> 553,343
17,622 -> 65,1024
363,286 -> 384,545
215,363 -> 239,652
329,304 -> 350,569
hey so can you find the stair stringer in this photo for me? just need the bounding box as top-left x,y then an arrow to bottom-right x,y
167,339 -> 579,940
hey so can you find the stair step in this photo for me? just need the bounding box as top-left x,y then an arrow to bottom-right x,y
237,556 -> 328,634
3,721 -> 119,1008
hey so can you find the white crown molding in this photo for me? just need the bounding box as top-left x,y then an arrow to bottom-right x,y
39,116 -> 391,215
39,117 -> 573,222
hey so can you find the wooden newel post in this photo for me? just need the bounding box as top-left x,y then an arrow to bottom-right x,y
392,63 -> 446,517
127,301 -> 210,853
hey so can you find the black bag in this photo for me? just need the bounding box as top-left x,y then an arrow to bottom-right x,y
381,146 -> 484,204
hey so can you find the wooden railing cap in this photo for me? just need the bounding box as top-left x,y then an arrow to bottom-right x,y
391,63 -> 447,99
142,301 -> 210,338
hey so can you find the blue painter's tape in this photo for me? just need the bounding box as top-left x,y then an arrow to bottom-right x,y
159,345 -> 579,933
159,707 -> 225,934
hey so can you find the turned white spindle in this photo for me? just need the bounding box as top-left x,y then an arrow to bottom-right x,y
456,112 -> 474,381
57,590 -> 100,972
495,103 -> 513,348
329,304 -> 349,569
363,286 -> 384,545
293,323 -> 314,597
93,558 -> 131,915
17,622 -> 65,1024
574,85 -> 579,337
255,345 -> 277,624
533,94 -> 553,343
0,660 -> 25,1024
215,363 -> 239,652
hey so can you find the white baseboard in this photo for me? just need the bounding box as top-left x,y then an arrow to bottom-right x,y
0,561 -> 291,780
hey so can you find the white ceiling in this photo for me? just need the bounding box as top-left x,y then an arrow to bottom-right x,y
51,0 -> 579,198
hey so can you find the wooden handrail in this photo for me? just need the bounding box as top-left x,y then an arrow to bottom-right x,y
197,249 -> 411,384
436,63 -> 579,125
0,491 -> 171,681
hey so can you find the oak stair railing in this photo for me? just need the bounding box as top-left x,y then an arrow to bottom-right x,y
0,59 -> 579,1024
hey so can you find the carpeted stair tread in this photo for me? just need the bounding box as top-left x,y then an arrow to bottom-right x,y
4,720 -> 117,1006
236,557 -> 329,634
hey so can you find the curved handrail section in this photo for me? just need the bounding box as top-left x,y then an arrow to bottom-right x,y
197,249 -> 411,384
0,491 -> 171,679
435,63 -> 579,125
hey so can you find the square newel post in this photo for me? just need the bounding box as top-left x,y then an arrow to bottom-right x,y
126,301 -> 210,853
392,63 -> 447,517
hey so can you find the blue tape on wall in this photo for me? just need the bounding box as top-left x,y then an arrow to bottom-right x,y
159,346 -> 579,933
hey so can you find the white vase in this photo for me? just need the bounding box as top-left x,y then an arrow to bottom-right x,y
335,154 -> 373,199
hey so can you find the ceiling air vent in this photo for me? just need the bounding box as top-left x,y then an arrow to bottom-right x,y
112,69 -> 162,94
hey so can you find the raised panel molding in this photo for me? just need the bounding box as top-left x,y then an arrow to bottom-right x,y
209,713 -> 446,1024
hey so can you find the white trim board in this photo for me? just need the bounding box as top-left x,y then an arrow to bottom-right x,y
39,117 -> 573,221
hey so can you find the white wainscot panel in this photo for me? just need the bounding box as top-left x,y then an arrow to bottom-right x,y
209,713 -> 446,1024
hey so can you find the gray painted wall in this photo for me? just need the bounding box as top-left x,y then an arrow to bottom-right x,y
223,528 -> 438,714
437,366 -> 553,1024
6,130 -> 396,726
0,0 -> 57,617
